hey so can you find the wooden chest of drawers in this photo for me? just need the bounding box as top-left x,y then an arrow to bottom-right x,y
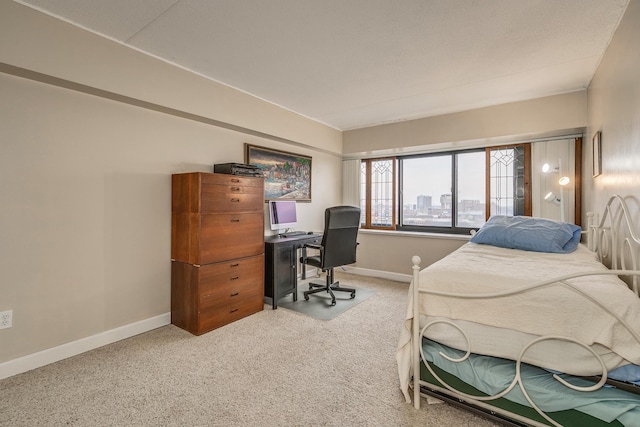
171,172 -> 265,335
171,255 -> 264,335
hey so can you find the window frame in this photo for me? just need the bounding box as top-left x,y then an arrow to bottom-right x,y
397,148 -> 486,235
360,157 -> 396,230
485,143 -> 532,220
360,144 -> 532,235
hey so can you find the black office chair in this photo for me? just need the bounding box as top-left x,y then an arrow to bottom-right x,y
300,206 -> 360,306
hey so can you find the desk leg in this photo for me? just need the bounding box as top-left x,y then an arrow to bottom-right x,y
293,262 -> 298,302
300,246 -> 307,280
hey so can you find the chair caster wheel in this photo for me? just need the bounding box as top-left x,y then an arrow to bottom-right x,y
331,300 -> 336,306
308,284 -> 313,290
304,295 -> 309,301
350,292 -> 356,299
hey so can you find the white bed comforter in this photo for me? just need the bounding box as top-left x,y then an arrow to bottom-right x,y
397,242 -> 640,402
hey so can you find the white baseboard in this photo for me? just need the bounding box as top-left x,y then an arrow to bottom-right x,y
340,266 -> 412,283
303,266 -> 411,283
0,312 -> 171,380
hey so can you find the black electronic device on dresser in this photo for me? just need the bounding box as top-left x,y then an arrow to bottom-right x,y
264,233 -> 322,309
213,162 -> 262,177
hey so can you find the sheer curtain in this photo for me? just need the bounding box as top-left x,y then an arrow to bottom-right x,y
531,138 -> 576,223
342,159 -> 360,208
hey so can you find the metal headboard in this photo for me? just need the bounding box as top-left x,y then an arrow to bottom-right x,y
587,194 -> 640,296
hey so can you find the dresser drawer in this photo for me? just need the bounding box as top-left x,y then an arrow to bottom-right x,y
198,256 -> 264,310
172,172 -> 263,214
198,294 -> 264,333
173,212 -> 265,264
202,174 -> 263,214
200,173 -> 263,189
171,259 -> 264,335
198,255 -> 264,334
199,279 -> 263,312
199,213 -> 264,264
200,187 -> 263,214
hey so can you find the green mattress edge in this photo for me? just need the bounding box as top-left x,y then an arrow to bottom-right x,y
420,362 -> 625,427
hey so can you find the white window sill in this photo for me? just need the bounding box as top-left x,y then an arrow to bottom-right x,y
359,228 -> 472,241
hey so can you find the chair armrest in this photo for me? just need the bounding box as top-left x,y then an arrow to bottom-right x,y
303,243 -> 323,251
300,243 -> 323,265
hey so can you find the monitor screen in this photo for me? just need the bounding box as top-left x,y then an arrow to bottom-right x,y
269,200 -> 298,231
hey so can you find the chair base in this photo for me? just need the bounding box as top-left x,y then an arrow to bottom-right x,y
303,269 -> 356,306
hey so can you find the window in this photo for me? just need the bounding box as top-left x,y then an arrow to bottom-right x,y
360,144 -> 530,234
456,151 -> 487,227
360,158 -> 395,229
400,153 -> 452,228
399,149 -> 486,233
487,145 -> 530,218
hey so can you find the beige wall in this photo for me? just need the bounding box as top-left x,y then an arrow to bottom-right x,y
584,0 -> 640,219
0,3 -> 342,366
353,231 -> 469,277
343,91 -> 586,158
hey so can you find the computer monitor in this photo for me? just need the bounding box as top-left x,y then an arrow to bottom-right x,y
268,200 -> 298,231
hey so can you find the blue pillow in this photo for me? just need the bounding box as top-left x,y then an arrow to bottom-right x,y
608,364 -> 640,385
470,216 -> 581,254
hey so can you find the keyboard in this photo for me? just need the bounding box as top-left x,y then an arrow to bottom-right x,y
279,231 -> 306,238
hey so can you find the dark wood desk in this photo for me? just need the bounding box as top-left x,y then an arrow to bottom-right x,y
264,233 -> 322,309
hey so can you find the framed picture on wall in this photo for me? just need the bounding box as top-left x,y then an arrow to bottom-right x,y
592,131 -> 602,177
245,144 -> 312,201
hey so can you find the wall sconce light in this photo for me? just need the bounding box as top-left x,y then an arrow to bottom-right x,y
544,192 -> 561,205
544,191 -> 565,222
541,155 -> 570,223
542,162 -> 570,186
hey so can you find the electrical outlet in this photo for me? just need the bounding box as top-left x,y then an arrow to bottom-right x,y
0,310 -> 13,329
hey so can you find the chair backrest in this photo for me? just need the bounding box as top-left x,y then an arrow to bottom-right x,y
320,206 -> 361,269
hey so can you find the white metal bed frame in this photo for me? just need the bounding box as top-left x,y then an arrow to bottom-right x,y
410,194 -> 640,427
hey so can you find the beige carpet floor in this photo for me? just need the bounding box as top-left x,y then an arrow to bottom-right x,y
0,273 -> 499,427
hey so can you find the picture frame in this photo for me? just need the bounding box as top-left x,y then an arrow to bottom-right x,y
592,131 -> 602,177
245,144 -> 312,201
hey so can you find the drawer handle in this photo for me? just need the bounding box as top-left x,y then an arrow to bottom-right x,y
231,178 -> 240,183
231,219 -> 240,223
230,292 -> 239,297
230,276 -> 239,281
230,263 -> 239,267
230,187 -> 240,191
230,198 -> 240,202
230,308 -> 239,313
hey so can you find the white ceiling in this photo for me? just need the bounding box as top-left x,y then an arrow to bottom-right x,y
16,0 -> 630,131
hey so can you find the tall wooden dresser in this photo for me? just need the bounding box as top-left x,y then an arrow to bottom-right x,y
171,172 -> 265,335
